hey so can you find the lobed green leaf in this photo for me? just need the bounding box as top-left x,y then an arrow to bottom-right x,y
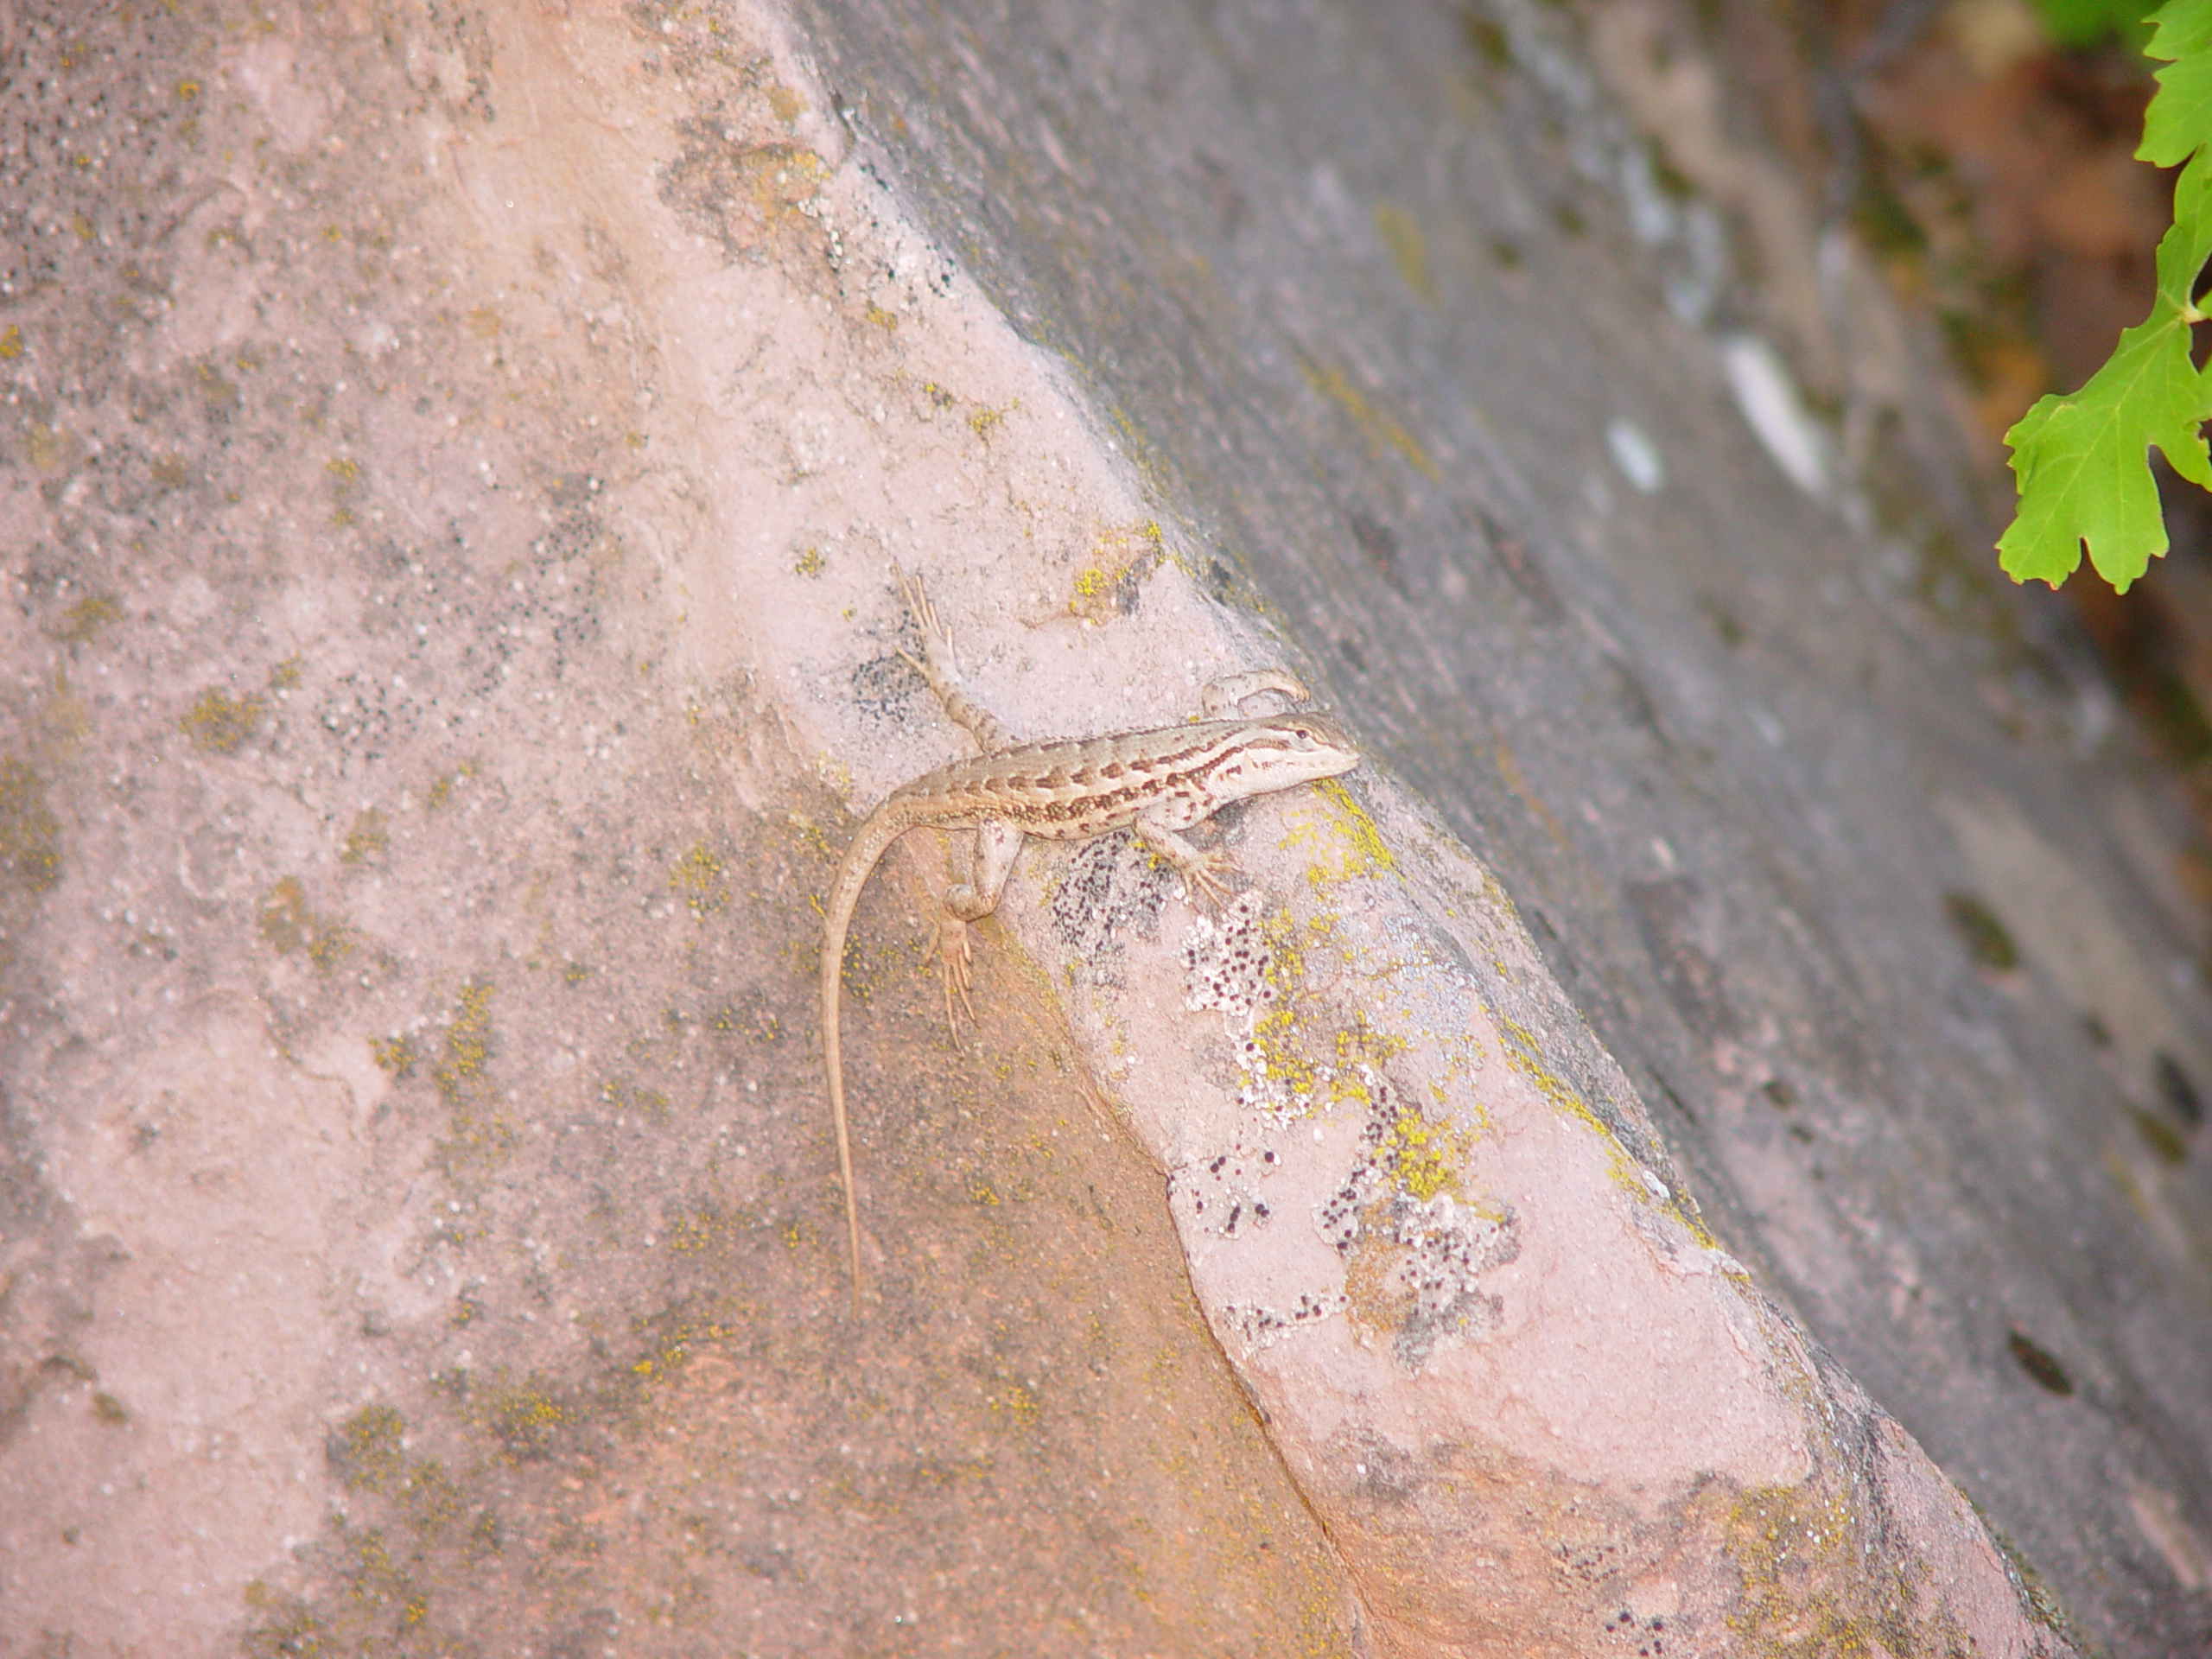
1999,92 -> 2212,590
2143,0 -> 2212,168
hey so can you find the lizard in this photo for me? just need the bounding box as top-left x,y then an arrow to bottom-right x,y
819,565 -> 1362,1312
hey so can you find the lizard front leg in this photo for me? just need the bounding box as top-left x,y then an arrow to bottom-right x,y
1134,813 -> 1236,909
937,818 -> 1025,1033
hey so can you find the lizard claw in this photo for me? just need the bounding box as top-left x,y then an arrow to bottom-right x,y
938,915 -> 978,1039
895,562 -> 950,657
1183,850 -> 1237,912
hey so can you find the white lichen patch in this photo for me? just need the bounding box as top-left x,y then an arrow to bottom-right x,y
1182,888 -> 1273,1015
1166,1137 -> 1283,1239
1182,891 -> 1397,1122
1217,1291 -> 1351,1353
1317,1077 -> 1522,1373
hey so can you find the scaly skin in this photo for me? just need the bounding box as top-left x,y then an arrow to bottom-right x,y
820,570 -> 1361,1312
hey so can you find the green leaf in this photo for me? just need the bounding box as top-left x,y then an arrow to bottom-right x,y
2143,0 -> 2212,164
1998,152 -> 2212,590
2032,0 -> 2157,48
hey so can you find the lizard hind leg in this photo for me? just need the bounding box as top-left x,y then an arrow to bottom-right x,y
935,912 -> 978,1036
936,818 -> 1025,1037
893,563 -> 1016,751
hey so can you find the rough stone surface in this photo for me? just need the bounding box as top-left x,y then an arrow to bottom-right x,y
0,3 -> 1357,1651
785,0 -> 2212,1651
0,0 -> 2203,1655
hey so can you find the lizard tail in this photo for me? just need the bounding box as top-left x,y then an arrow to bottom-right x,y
821,803 -> 910,1317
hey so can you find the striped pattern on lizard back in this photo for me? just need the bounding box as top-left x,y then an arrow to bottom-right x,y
818,567 -> 1362,1317
880,716 -> 1349,838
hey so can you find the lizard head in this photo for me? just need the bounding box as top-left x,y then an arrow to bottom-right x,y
1205,712 -> 1361,802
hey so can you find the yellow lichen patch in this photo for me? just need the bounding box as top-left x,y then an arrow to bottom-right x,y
1297,355 -> 1440,481
668,842 -> 729,915
340,807 -> 388,865
330,1525 -> 427,1631
1224,906 -> 1408,1119
424,758 -> 478,810
26,421 -> 80,474
1381,1106 -> 1458,1201
422,980 -> 518,1167
432,981 -> 494,1107
259,877 -> 310,949
1284,777 -> 1394,889
987,1379 -> 1042,1428
268,655 -> 302,690
35,670 -> 88,755
600,1078 -> 671,1124
257,875 -> 353,971
196,359 -> 240,415
371,1033 -> 416,1078
1332,1016 -> 1408,1102
180,686 -> 264,753
1724,1481 -> 1919,1654
968,400 -> 1014,442
0,756 -> 61,894
1373,201 -> 1433,303
328,1402 -> 408,1493
0,323 -> 20,360
50,591 -> 122,643
397,1459 -> 461,1536
479,1370 -> 569,1462
1492,1012 -> 1607,1136
862,299 -> 899,331
664,1211 -> 721,1255
627,1315 -> 738,1388
326,454 -> 361,526
793,543 -> 826,577
1069,520 -> 1165,620
1492,1009 -> 1713,1242
241,1589 -> 321,1658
